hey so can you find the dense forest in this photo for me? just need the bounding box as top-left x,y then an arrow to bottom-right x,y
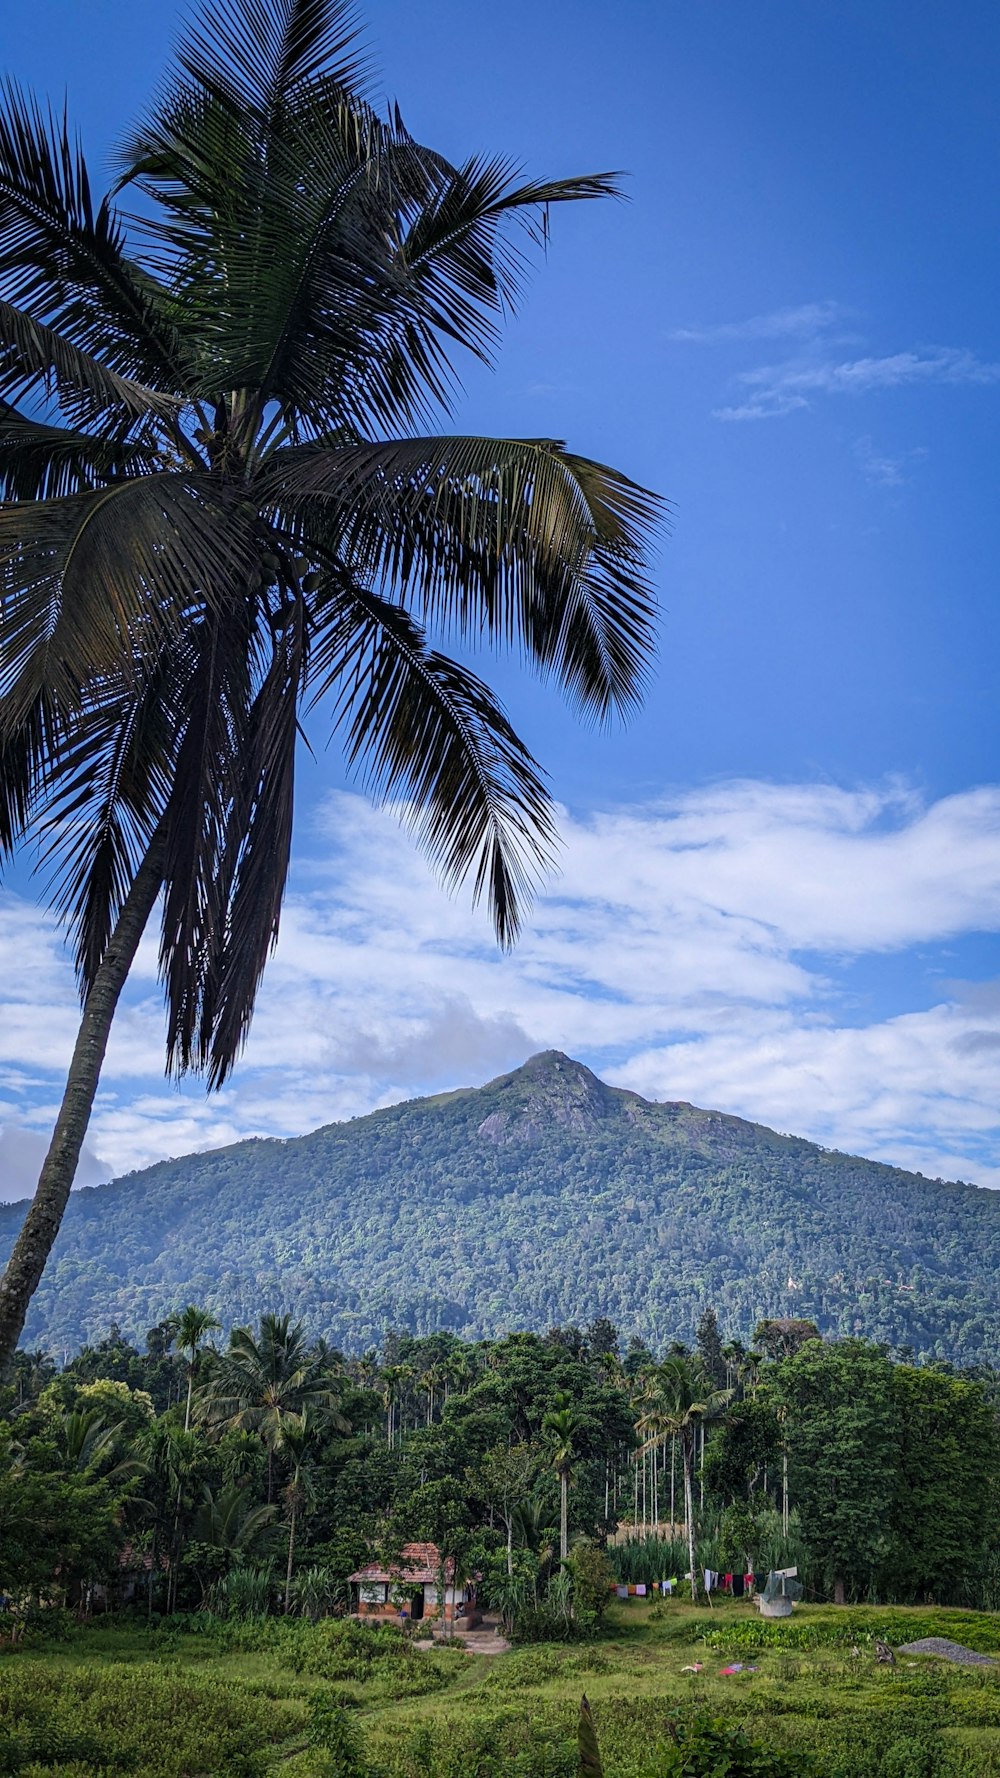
5,1306 -> 999,1627
4,1052 -> 1000,1365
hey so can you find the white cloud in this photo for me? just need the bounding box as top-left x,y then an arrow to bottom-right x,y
3,779 -> 1000,1196
716,346 -> 1000,421
669,300 -> 846,345
854,435 -> 913,488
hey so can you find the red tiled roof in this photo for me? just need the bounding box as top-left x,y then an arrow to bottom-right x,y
348,1541 -> 456,1585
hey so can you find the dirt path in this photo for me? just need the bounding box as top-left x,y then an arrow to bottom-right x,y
414,1615 -> 510,1658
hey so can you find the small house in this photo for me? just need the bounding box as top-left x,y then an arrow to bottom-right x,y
348,1542 -> 480,1625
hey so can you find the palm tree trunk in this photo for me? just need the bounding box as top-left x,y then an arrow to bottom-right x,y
0,837 -> 164,1379
285,1500 -> 297,1612
506,1514 -> 513,1577
684,1437 -> 698,1604
185,1366 -> 194,1435
560,1470 -> 568,1561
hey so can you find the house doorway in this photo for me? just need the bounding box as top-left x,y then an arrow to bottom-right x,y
409,1590 -> 424,1621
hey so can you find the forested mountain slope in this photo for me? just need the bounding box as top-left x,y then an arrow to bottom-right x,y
4,1050 -> 1000,1363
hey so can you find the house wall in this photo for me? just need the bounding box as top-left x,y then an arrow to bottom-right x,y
352,1582 -> 480,1626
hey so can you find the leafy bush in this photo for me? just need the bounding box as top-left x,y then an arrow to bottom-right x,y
210,1563 -> 275,1618
307,1695 -> 368,1778
643,1709 -> 814,1778
0,1661 -> 284,1776
701,1607 -> 1000,1656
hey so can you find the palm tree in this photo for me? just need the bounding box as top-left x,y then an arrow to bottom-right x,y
135,1420 -> 208,1613
200,1313 -> 349,1500
189,1481 -> 277,1607
0,0 -> 660,1377
542,1394 -> 581,1562
56,1408 -> 146,1486
169,1304 -> 221,1433
277,1410 -> 318,1612
637,1356 -> 730,1604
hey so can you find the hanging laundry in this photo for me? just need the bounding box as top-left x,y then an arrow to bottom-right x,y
703,1568 -> 715,1592
616,1585 -> 629,1599
723,1572 -> 733,1591
635,1583 -> 647,1597
732,1573 -> 745,1599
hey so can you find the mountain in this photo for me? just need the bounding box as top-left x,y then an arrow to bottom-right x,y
4,1050 -> 1000,1364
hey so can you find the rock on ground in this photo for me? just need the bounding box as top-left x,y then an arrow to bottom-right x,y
898,1638 -> 995,1666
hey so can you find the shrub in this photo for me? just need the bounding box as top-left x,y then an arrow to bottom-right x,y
307,1695 -> 368,1778
0,1661 -> 283,1776
643,1710 -> 814,1778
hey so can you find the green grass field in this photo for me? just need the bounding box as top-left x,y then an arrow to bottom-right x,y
4,1600 -> 1000,1776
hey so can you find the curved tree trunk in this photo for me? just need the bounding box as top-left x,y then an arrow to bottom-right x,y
0,837 -> 164,1378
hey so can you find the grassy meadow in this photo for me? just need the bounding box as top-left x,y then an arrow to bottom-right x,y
4,1599 -> 1000,1777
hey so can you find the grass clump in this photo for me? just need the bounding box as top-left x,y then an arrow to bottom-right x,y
0,1660 -> 289,1775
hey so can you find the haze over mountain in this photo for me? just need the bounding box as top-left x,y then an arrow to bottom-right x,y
3,1051 -> 999,1365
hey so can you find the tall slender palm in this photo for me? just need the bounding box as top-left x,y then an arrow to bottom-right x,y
542,1394 -> 581,1562
0,0 -> 660,1375
170,1304 -> 221,1432
637,1356 -> 730,1603
276,1410 -> 318,1612
200,1312 -> 348,1500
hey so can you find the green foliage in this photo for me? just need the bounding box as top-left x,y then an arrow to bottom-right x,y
645,1709 -> 813,1778
307,1695 -> 368,1778
566,1547 -> 615,1622
0,1661 -> 283,1776
700,1605 -> 1000,1653
8,1052 -> 1000,1365
209,1563 -> 275,1618
773,1342 -> 1000,1603
577,1694 -> 604,1778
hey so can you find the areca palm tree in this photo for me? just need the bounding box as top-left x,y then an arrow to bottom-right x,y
276,1409 -> 318,1612
169,1303 -> 221,1432
0,0 -> 660,1375
637,1356 -> 730,1603
200,1312 -> 349,1500
542,1393 -> 581,1562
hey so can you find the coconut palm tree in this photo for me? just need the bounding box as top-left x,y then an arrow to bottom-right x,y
200,1312 -> 348,1501
637,1356 -> 730,1603
169,1304 -> 221,1433
542,1393 -> 581,1562
0,0 -> 660,1376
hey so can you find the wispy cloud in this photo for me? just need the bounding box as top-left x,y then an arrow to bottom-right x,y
669,300 -> 847,345
853,435 -> 926,489
3,781 -> 1000,1196
716,346 -> 1000,421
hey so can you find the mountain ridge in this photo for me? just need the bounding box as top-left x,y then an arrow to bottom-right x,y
3,1050 -> 999,1364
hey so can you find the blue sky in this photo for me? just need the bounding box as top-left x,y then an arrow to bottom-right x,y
2,0 -> 999,1198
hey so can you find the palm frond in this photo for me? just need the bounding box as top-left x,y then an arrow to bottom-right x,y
0,401 -> 159,499
270,434 -> 662,719
0,297 -> 181,434
36,651 -> 179,990
168,0 -> 372,123
185,602 -> 307,1083
0,475 -> 257,722
309,579 -> 555,946
0,79 -> 185,390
